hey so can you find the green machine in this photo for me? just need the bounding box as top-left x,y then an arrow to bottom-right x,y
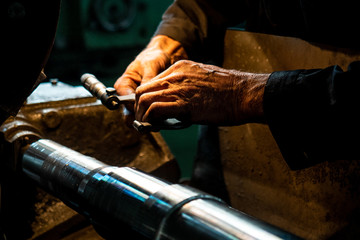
47,0 -> 172,83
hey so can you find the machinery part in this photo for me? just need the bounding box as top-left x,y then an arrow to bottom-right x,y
1,80 -> 180,239
22,139 -> 301,240
81,73 -> 135,110
0,117 -> 42,239
41,109 -> 62,129
81,73 -> 191,133
132,118 -> 191,133
93,0 -> 137,32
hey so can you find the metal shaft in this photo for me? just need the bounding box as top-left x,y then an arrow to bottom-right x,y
80,73 -> 120,110
22,139 -> 301,240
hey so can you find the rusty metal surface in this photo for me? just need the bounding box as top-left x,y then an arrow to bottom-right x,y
17,81 -> 176,173
0,81 -> 179,239
220,30 -> 360,240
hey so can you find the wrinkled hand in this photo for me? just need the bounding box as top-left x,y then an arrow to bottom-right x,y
114,35 -> 187,107
114,35 -> 187,126
135,60 -> 269,125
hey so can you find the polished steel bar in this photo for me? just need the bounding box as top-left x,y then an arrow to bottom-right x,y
22,139 -> 301,240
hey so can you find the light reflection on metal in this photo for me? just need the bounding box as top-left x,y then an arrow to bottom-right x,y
22,139 -> 302,240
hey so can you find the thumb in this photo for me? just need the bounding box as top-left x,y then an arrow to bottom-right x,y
114,74 -> 140,96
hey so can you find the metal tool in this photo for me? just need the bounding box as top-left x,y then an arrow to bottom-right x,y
81,73 -> 135,110
81,73 -> 191,133
22,139 -> 302,240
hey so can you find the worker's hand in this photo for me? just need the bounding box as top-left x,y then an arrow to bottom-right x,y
114,35 -> 187,109
135,60 -> 269,125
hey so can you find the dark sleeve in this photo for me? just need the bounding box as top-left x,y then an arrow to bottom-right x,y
263,61 -> 360,169
154,0 -> 248,62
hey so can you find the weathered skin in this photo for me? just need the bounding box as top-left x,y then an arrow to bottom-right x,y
114,35 -> 269,126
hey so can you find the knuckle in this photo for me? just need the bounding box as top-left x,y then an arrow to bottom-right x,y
137,92 -> 152,107
160,80 -> 171,88
172,59 -> 190,68
137,94 -> 146,107
135,86 -> 143,95
146,103 -> 161,119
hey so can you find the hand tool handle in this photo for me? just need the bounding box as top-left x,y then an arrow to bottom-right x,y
133,119 -> 191,133
81,73 -> 120,110
81,73 -> 191,133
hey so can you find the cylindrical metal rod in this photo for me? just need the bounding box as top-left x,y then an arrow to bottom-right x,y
80,73 -> 120,110
22,139 -> 301,240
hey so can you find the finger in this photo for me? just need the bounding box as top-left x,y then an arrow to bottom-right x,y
142,101 -> 187,122
139,63 -> 174,87
147,59 -> 199,83
136,61 -> 192,94
135,90 -> 179,121
136,75 -> 178,98
114,73 -> 142,112
137,63 -> 199,95
142,61 -> 184,83
114,74 -> 141,96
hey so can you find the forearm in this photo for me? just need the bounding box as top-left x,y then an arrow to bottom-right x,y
232,71 -> 269,124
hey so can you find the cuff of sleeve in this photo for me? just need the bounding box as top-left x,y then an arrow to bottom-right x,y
264,70 -> 315,170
